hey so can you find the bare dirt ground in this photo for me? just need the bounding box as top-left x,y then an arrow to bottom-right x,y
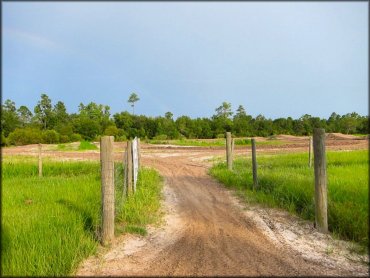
2,135 -> 369,276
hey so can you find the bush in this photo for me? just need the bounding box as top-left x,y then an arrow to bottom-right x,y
153,134 -> 167,140
115,135 -> 127,142
216,133 -> 225,138
70,133 -> 82,142
42,130 -> 60,144
1,132 -> 7,146
104,125 -> 119,136
59,135 -> 69,143
8,128 -> 42,146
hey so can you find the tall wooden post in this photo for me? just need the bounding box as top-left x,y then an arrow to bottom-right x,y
100,136 -> 115,245
313,128 -> 328,233
308,136 -> 313,168
251,138 -> 258,190
126,140 -> 133,196
38,143 -> 42,177
123,147 -> 127,198
137,138 -> 141,169
226,132 -> 232,170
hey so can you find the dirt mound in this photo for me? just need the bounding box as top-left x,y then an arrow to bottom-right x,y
326,133 -> 365,140
274,134 -> 307,140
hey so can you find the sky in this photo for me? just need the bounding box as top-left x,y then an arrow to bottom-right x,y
2,1 -> 368,120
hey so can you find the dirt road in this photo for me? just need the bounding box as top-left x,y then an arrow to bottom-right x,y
76,143 -> 367,276
3,137 -> 368,276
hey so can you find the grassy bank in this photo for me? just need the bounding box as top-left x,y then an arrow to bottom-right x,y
210,150 -> 368,248
1,156 -> 162,276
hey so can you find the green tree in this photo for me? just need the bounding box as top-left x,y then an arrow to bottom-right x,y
212,102 -> 233,135
53,101 -> 69,125
1,99 -> 20,136
215,101 -> 233,118
17,106 -> 33,127
34,94 -> 54,130
128,92 -> 140,115
165,111 -> 173,120
235,105 -> 246,117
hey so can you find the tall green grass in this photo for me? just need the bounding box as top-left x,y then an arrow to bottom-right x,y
1,156 -> 162,276
210,150 -> 368,248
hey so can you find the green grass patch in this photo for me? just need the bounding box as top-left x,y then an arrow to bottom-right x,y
2,156 -> 163,276
210,150 -> 369,248
55,141 -> 98,151
78,141 -> 98,151
115,168 -> 163,228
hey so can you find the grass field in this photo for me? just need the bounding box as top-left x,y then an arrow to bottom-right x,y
1,156 -> 162,276
210,150 -> 368,249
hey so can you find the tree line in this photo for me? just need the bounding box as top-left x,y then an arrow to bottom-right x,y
1,93 -> 368,146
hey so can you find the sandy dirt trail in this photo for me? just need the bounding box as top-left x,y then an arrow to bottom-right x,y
76,146 -> 368,276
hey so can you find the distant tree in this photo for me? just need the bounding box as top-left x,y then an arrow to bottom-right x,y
214,102 -> 233,119
233,105 -> 252,136
235,105 -> 246,117
165,111 -> 173,120
1,99 -> 20,136
53,101 -> 69,125
17,106 -> 33,127
128,93 -> 140,115
34,93 -> 53,130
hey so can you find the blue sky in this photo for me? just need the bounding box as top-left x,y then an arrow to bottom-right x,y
2,1 -> 368,119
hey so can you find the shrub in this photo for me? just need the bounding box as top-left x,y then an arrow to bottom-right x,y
70,133 -> 82,142
104,125 -> 119,136
42,130 -> 60,144
1,132 -> 7,146
216,133 -> 225,138
116,135 -> 127,142
8,128 -> 42,146
153,134 -> 167,140
59,135 -> 69,143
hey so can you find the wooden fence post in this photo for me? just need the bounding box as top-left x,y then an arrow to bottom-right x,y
251,138 -> 258,190
38,143 -> 42,177
308,136 -> 313,168
137,138 -> 141,169
313,128 -> 328,233
123,146 -> 127,198
100,136 -> 115,245
226,132 -> 233,170
126,140 -> 133,196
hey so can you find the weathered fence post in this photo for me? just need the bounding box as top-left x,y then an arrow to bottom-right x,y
132,137 -> 139,193
137,138 -> 141,169
123,147 -> 127,198
100,136 -> 115,245
313,128 -> 328,233
226,132 -> 233,170
251,138 -> 258,190
308,136 -> 313,168
38,143 -> 42,177
126,140 -> 133,195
